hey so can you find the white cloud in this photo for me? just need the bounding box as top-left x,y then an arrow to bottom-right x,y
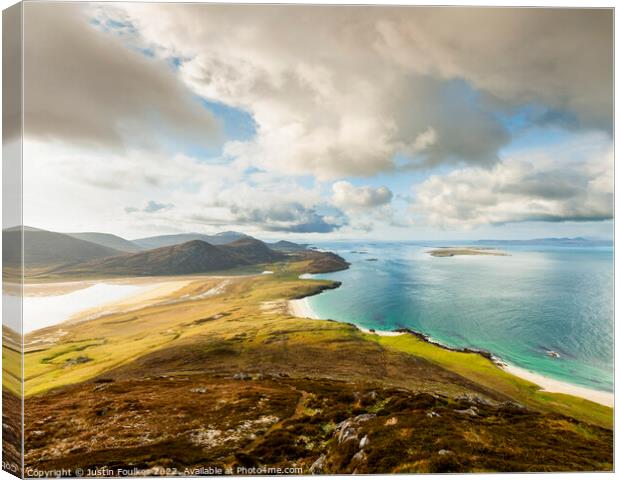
412,134 -> 613,229
23,139 -> 345,236
105,4 -> 610,180
332,181 -> 393,210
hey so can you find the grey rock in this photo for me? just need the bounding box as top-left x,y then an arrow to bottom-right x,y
354,413 -> 376,423
190,387 -> 208,394
350,449 -> 367,467
455,406 -> 478,417
309,454 -> 326,474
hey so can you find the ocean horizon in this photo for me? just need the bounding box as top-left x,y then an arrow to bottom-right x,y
303,240 -> 613,394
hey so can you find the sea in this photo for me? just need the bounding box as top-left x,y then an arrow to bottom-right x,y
303,241 -> 613,393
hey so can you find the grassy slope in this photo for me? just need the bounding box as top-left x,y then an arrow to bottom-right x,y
24,260 -> 612,430
376,335 -> 612,428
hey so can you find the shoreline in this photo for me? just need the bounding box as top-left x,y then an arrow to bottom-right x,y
287,294 -> 614,408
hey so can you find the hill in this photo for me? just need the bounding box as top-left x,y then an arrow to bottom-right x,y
268,240 -> 308,252
44,238 -> 294,277
132,231 -> 249,249
2,227 -> 123,267
221,237 -> 286,264
48,240 -> 248,277
67,232 -> 142,253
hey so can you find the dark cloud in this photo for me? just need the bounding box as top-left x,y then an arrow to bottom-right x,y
24,3 -> 220,149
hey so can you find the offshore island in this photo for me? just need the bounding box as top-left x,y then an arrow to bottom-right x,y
3,227 -> 613,475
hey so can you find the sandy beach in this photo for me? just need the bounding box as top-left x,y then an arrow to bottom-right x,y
288,297 -> 320,319
502,363 -> 614,407
288,295 -> 613,407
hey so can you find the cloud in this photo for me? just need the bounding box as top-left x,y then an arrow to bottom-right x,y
373,8 -> 612,132
412,134 -> 613,229
232,203 -> 345,233
216,184 -> 347,233
23,3 -> 220,150
107,4 -> 609,179
332,181 -> 393,210
143,200 -> 173,213
125,200 -> 174,215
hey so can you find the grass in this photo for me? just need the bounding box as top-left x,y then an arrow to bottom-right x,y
23,260 -> 612,437
2,344 -> 22,395
375,334 -> 612,428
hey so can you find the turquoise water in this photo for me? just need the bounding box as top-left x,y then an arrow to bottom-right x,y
306,242 -> 613,393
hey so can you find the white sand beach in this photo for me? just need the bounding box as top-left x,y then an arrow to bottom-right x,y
502,363 -> 614,408
288,297 -> 320,319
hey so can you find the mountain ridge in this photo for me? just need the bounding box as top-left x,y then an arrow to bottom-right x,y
45,238 -> 284,277
67,232 -> 142,253
3,228 -> 124,267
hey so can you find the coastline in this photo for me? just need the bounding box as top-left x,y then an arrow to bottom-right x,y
288,292 -> 614,408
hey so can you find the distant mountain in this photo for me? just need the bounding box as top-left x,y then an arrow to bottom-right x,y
132,231 -> 250,249
3,227 -> 124,267
476,237 -> 612,247
268,240 -> 308,252
221,238 -> 286,263
47,238 -> 286,277
67,232 -> 142,253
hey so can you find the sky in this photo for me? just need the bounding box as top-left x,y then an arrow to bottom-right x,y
19,3 -> 613,241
